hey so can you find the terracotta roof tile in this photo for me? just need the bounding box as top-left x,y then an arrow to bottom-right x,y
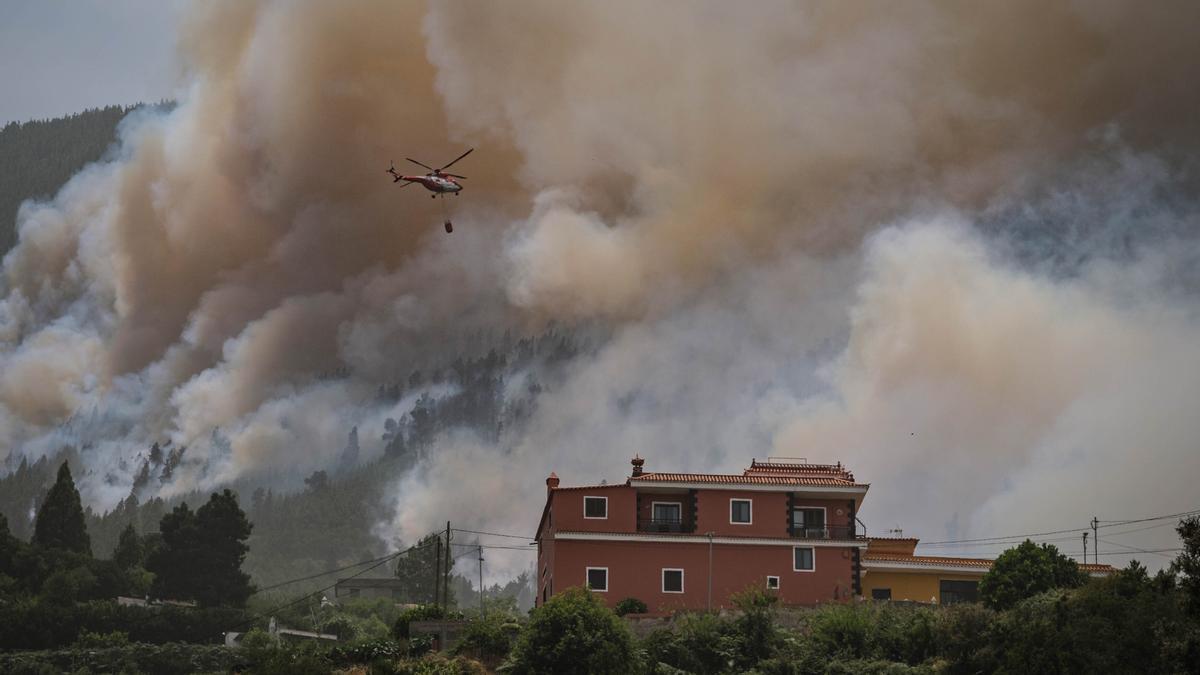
551,483 -> 628,492
744,459 -> 856,481
864,553 -> 1116,575
630,472 -> 866,487
864,553 -> 993,568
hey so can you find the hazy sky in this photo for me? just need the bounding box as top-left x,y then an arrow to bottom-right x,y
0,0 -> 185,125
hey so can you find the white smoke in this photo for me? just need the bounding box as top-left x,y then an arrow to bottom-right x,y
1,0 -> 1198,578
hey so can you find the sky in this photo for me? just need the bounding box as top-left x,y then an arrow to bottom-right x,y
0,0 -> 185,124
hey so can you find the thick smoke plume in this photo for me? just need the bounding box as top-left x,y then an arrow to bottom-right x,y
3,0 -> 1200,574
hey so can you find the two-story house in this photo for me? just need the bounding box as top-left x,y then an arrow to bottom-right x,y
534,457 -> 870,611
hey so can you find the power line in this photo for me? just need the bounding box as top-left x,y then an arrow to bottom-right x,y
252,551 -> 400,595
1098,509 -> 1200,524
452,527 -> 535,541
916,506 -> 1198,547
1095,548 -> 1182,556
920,526 -> 1088,546
1098,538 -> 1177,560
1098,509 -> 1200,527
233,535 -> 439,631
450,542 -> 536,551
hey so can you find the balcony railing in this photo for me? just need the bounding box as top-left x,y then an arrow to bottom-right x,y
791,525 -> 858,540
638,518 -> 689,533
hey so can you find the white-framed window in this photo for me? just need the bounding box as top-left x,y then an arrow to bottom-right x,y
651,501 -> 682,523
586,567 -> 609,592
730,498 -> 752,524
766,576 -> 780,590
662,568 -> 684,593
584,496 -> 608,519
792,506 -> 827,538
793,546 -> 815,572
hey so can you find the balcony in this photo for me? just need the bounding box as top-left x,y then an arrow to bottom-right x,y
638,518 -> 689,533
791,525 -> 859,540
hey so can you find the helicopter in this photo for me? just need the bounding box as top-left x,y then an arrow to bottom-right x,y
387,148 -> 473,233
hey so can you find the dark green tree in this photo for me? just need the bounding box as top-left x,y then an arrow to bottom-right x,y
32,461 -> 91,556
508,586 -> 637,675
147,491 -> 254,607
0,513 -> 18,575
979,539 -> 1085,610
147,502 -> 201,601
394,533 -> 453,605
113,523 -> 144,570
194,489 -> 254,607
1172,515 -> 1200,618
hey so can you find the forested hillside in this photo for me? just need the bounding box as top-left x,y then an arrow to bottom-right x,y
0,326 -> 581,603
0,105 -> 135,252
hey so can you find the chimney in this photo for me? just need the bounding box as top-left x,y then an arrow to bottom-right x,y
631,455 -> 645,477
546,472 -> 560,495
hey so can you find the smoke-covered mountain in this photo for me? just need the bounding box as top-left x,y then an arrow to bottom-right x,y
2,0 -> 1200,581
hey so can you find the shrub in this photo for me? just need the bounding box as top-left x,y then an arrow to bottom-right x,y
0,599 -> 249,650
394,603 -> 459,639
641,612 -> 730,675
729,586 -> 781,667
508,586 -> 637,674
73,629 -> 130,648
318,614 -> 358,642
453,613 -> 519,664
615,597 -> 648,616
0,642 -> 246,675
239,628 -> 330,675
392,652 -> 486,674
978,540 -> 1085,611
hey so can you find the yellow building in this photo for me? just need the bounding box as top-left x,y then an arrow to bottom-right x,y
860,537 -> 1114,605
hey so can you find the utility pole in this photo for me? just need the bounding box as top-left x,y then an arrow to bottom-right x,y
433,536 -> 442,610
443,521 -> 452,610
1082,532 -> 1088,564
706,532 -> 714,613
1091,516 -> 1099,565
478,545 -> 485,619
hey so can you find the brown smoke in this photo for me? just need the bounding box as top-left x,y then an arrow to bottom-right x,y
425,0 -> 1200,317
1,1 -> 1198,568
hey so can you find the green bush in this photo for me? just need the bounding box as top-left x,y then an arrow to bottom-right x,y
328,637 -> 405,665
0,642 -> 246,675
318,614 -> 358,642
391,652 -> 486,674
978,540 -> 1085,611
453,613 -> 519,664
73,629 -> 130,648
0,598 -> 249,649
615,597 -> 648,616
933,602 -> 996,673
394,603 -> 459,639
508,586 -> 637,674
239,628 -> 330,675
642,612 -> 731,675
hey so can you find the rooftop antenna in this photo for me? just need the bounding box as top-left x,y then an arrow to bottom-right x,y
887,527 -> 904,537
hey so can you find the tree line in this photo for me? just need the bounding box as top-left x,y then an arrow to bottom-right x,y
1,105 -> 131,253
0,461 -> 254,614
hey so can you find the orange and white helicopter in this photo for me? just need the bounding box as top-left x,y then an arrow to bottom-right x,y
387,148 -> 473,233
387,148 -> 472,197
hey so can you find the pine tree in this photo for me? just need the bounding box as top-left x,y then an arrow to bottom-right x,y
394,533 -> 452,605
32,461 -> 92,556
148,491 -> 254,607
147,503 -> 200,601
195,490 -> 254,607
113,523 -> 144,570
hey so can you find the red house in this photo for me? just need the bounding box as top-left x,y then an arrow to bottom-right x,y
534,457 -> 870,612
